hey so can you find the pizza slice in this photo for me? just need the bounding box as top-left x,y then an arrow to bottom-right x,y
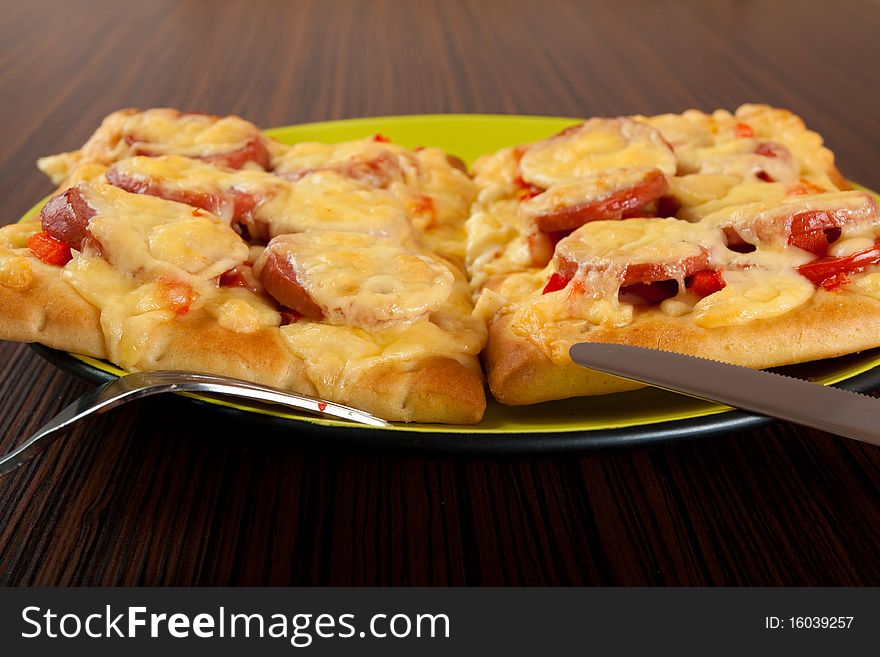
469,105 -> 880,405
37,109 -> 280,186
0,110 -> 486,423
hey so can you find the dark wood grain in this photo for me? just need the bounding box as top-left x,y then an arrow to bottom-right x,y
2,0 -> 880,586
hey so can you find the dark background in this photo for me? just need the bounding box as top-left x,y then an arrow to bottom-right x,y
1,0 -> 880,585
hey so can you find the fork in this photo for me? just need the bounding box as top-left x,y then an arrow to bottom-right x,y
0,370 -> 390,476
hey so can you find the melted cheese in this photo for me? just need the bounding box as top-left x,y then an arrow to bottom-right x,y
849,273 -> 880,300
472,147 -> 521,203
735,104 -> 839,190
81,183 -> 248,284
472,287 -> 507,324
206,288 -> 282,334
556,217 -> 722,295
641,110 -> 717,150
479,268 -> 634,365
830,237 -> 875,257
58,184 -> 251,366
109,156 -> 414,241
257,232 -> 455,327
399,147 -> 479,262
114,145 -> 476,262
519,167 -> 660,224
519,118 -> 677,187
273,139 -> 410,177
664,174 -> 742,209
511,299 -> 633,365
643,104 -> 841,192
0,256 -> 34,290
659,294 -> 697,317
466,106 -> 853,299
38,108 -> 264,185
464,202 -> 531,290
121,110 -> 259,155
676,180 -> 789,221
261,172 -> 412,239
272,139 -> 480,256
62,256 -> 151,367
279,281 -> 487,400
112,154 -> 284,203
723,244 -> 814,271
64,162 -> 110,186
692,269 -> 814,328
65,249 -> 284,365
702,191 -> 878,246
0,221 -> 40,250
684,139 -> 798,182
502,270 -> 633,365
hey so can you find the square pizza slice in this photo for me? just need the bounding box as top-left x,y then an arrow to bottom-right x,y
467,105 -> 880,405
0,109 -> 486,423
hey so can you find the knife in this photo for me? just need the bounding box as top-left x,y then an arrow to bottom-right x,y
569,343 -> 880,447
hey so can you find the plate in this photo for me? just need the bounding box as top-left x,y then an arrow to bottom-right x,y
21,114 -> 880,452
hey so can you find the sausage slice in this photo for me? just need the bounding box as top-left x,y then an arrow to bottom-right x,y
40,186 -> 96,251
553,217 -> 721,293
518,118 -> 677,188
522,167 -> 668,232
254,232 -> 454,326
707,191 -> 878,247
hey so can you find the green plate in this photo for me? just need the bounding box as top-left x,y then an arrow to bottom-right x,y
22,114 -> 880,451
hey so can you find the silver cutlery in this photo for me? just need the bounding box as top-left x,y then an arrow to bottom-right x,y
570,342 -> 880,447
0,370 -> 389,476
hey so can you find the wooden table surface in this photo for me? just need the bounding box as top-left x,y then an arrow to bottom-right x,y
2,0 -> 880,586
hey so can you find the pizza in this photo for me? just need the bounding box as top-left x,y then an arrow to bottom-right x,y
466,105 -> 880,404
2,105 -> 879,423
0,109 -> 487,423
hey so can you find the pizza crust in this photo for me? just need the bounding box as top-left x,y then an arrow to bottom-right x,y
0,250 -> 106,358
486,288 -> 880,405
124,313 -> 486,423
341,356 -> 485,424
0,241 -> 485,423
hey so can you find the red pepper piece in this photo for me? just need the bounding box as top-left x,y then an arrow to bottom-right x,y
735,122 -> 754,138
160,279 -> 198,315
542,272 -> 571,294
28,231 -> 72,266
797,241 -> 880,288
686,269 -> 726,297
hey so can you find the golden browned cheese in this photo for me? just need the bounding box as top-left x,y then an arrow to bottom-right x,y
37,108 -> 270,185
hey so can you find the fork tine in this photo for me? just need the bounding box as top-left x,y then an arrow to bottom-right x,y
0,371 -> 390,476
0,382 -> 114,475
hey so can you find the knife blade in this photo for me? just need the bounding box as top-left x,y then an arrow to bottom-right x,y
569,342 -> 880,447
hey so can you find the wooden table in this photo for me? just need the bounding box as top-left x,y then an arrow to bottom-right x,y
2,0 -> 880,586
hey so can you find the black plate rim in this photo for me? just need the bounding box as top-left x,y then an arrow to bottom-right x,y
29,344 -> 880,454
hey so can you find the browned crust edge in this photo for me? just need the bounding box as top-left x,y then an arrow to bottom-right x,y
135,319 -> 486,424
0,249 -> 485,424
0,258 -> 106,358
486,289 -> 880,405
